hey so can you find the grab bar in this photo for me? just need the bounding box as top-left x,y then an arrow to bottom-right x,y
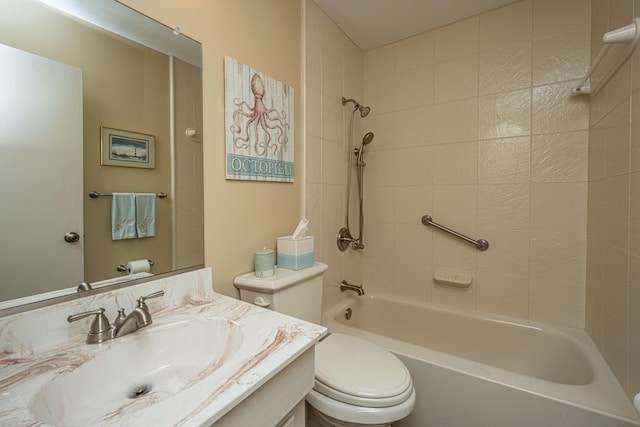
421,215 -> 489,251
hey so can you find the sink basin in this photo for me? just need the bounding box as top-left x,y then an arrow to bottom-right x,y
29,317 -> 243,426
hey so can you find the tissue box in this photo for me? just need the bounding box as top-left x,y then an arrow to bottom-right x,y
277,236 -> 314,270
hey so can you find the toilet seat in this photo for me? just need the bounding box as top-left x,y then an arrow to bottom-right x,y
314,333 -> 413,407
308,333 -> 415,424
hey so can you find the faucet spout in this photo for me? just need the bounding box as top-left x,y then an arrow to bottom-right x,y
114,307 -> 152,338
114,290 -> 164,338
340,280 -> 365,296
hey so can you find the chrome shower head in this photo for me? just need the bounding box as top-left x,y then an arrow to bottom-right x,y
362,132 -> 374,145
342,97 -> 371,118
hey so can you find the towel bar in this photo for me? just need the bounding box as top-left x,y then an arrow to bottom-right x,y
89,191 -> 167,199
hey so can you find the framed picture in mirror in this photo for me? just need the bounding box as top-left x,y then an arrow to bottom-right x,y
101,126 -> 156,169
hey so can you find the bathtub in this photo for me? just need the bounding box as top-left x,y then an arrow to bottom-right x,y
322,294 -> 640,427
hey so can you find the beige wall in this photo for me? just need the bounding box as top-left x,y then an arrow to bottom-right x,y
586,0 -> 640,399
121,0 -> 303,297
304,0 -> 366,309
358,0 -> 591,328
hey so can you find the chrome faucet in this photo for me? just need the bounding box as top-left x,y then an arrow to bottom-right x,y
68,290 -> 165,344
340,280 -> 365,296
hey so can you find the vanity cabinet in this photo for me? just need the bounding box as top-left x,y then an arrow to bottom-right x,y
213,348 -> 314,427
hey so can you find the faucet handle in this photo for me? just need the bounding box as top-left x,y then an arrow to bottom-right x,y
113,308 -> 127,329
137,290 -> 165,309
67,308 -> 113,343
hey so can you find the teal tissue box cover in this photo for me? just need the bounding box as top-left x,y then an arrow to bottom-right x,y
277,236 -> 314,270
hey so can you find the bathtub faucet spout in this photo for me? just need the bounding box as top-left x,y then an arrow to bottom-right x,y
340,280 -> 365,296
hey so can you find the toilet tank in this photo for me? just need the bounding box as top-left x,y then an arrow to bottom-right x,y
233,262 -> 328,324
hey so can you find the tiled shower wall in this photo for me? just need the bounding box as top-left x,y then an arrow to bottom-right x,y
360,0 -> 591,328
304,0 -> 365,308
586,0 -> 640,398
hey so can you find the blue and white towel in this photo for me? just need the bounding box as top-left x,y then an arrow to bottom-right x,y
111,193 -> 136,240
135,193 -> 156,238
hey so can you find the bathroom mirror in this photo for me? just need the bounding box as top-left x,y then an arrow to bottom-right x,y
0,0 -> 204,311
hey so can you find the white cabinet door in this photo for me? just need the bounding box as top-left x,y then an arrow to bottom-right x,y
0,43 -> 83,301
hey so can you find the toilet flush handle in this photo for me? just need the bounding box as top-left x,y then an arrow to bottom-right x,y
253,296 -> 271,308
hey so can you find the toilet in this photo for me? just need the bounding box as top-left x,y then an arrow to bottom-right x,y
234,262 -> 416,427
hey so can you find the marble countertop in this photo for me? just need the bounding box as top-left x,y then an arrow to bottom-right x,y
0,268 -> 326,426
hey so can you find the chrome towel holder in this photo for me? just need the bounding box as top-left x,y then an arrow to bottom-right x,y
421,215 -> 489,251
89,190 -> 167,199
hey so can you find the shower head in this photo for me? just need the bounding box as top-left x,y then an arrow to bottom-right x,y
362,132 -> 374,145
342,97 -> 371,118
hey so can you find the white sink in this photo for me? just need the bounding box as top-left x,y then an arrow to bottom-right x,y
29,317 -> 243,426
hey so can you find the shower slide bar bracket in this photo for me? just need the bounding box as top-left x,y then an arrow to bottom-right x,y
572,18 -> 640,96
421,215 -> 489,251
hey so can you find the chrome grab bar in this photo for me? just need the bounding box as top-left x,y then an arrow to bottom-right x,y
421,215 -> 489,251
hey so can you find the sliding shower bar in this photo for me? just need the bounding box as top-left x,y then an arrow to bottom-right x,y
421,215 -> 489,251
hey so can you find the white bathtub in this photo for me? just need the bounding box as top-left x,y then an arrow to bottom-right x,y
322,294 -> 640,427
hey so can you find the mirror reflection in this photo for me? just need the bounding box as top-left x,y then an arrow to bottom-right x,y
0,0 -> 204,309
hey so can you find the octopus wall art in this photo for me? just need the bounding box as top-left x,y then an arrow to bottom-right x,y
224,56 -> 294,182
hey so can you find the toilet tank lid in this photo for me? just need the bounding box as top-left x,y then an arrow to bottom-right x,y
233,262 -> 328,293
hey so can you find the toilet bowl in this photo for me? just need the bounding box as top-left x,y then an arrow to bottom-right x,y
234,263 -> 415,426
308,333 -> 416,426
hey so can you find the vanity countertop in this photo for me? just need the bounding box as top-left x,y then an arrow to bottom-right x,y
0,268 -> 326,426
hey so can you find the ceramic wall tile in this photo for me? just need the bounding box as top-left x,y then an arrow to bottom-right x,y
476,271 -> 529,319
532,26 -> 590,85
395,106 -> 435,147
478,137 -> 531,183
477,229 -> 530,277
396,66 -> 434,109
434,55 -> 479,103
631,173 -> 640,255
433,98 -> 479,143
433,142 -> 478,185
306,86 -> 322,138
531,131 -> 588,182
394,185 -> 434,225
432,184 -> 478,232
479,43 -> 532,95
530,182 -> 588,233
434,17 -> 479,63
479,0 -> 532,51
533,0 -> 591,38
321,94 -> 343,143
478,183 -> 530,231
479,89 -> 532,139
529,279 -> 585,328
364,75 -> 395,114
530,231 -> 587,283
532,80 -> 589,134
396,31 -> 434,72
394,258 -> 432,301
364,44 -> 395,80
306,134 -> 322,183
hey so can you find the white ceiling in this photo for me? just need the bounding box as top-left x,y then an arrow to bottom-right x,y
313,0 -> 520,51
